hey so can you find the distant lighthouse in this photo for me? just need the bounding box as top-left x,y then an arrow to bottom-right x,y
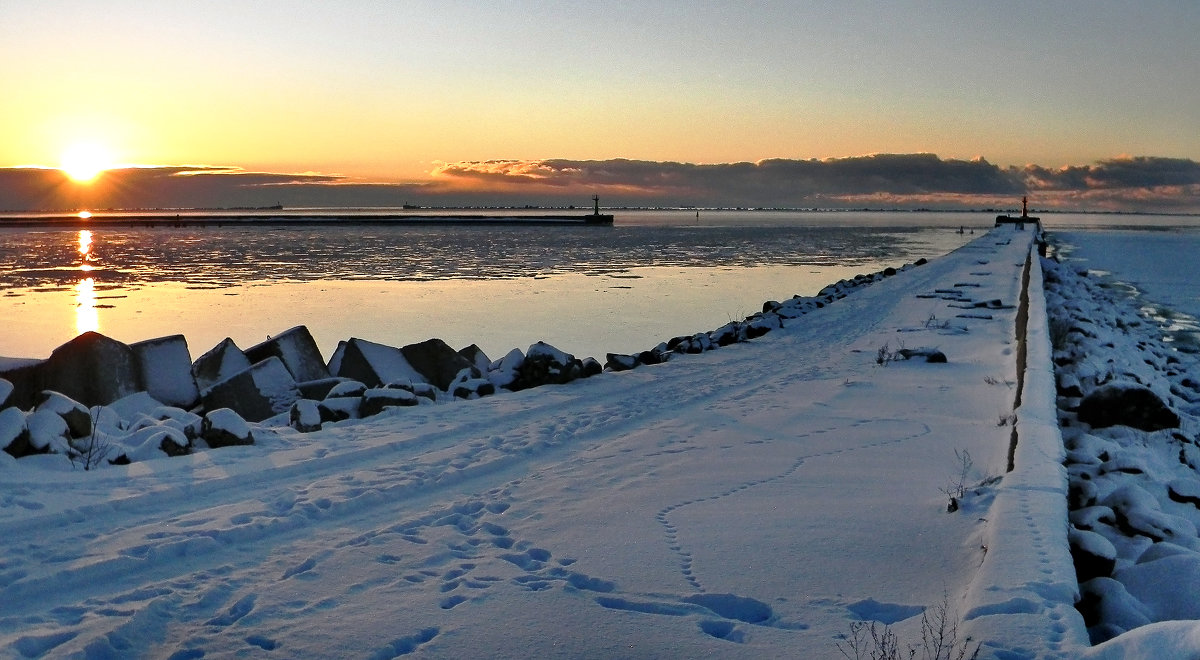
592,194 -> 600,216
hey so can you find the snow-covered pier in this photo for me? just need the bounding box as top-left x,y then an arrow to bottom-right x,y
0,225 -> 1144,657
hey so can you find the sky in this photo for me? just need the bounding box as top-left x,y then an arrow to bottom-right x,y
2,0 -> 1199,212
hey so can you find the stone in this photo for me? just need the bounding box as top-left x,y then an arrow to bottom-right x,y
39,332 -> 142,408
458,344 -> 492,373
325,380 -> 367,399
297,377 -> 344,401
202,408 -> 254,448
580,357 -> 603,378
1070,527 -> 1117,581
328,338 -> 425,388
452,378 -> 496,400
26,409 -> 70,452
290,399 -> 322,433
318,397 -> 360,423
201,357 -> 301,423
605,353 -> 638,372
487,348 -> 525,390
0,377 -> 12,409
246,325 -> 330,383
106,392 -> 168,425
0,407 -> 30,457
513,342 -> 580,390
130,334 -> 199,409
1078,382 -> 1180,431
192,338 -> 252,393
360,388 -> 420,417
34,391 -> 92,438
401,338 -> 477,391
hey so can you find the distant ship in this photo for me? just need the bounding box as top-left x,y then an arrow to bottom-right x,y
995,196 -> 1040,228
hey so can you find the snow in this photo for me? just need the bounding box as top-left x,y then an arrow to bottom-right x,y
0,224 -> 1198,658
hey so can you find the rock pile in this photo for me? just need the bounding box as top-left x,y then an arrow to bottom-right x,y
1044,256 -> 1200,643
1,259 -> 922,468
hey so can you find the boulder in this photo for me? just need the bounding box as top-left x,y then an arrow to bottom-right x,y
1078,382 -> 1180,431
130,334 -> 199,409
360,388 -> 419,417
26,409 -> 70,453
401,338 -> 477,391
318,397 -> 360,423
0,407 -> 30,457
452,378 -> 496,400
514,342 -> 581,390
201,357 -> 301,423
487,348 -> 525,390
1069,527 -> 1117,581
246,326 -> 330,383
0,377 -> 13,409
325,380 -> 367,399
290,399 -> 322,433
328,338 -> 425,388
201,408 -> 254,448
458,344 -> 492,373
580,357 -> 603,378
192,338 -> 252,393
39,332 -> 142,408
106,392 -> 168,425
297,377 -> 345,401
605,353 -> 638,372
34,391 -> 92,438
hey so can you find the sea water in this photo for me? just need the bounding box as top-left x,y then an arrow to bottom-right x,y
0,209 -> 1166,363
1051,226 -> 1200,349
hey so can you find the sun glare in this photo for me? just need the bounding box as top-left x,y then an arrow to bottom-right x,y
60,143 -> 113,183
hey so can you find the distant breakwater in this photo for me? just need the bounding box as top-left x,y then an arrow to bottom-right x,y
0,258 -> 927,469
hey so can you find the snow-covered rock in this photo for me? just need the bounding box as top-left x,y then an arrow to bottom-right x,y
201,408 -> 253,448
1077,382 -> 1179,432
290,399 -> 322,432
34,391 -> 92,438
401,338 -> 477,391
328,337 -> 426,388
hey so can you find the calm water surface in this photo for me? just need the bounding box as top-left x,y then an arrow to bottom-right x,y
0,210 -> 1055,361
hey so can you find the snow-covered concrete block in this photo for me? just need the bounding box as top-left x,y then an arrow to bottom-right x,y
105,392 -> 167,426
201,357 -> 301,423
26,409 -> 70,453
297,377 -> 344,401
0,359 -> 44,410
0,377 -> 13,409
329,338 -> 426,388
318,397 -> 360,423
246,325 -> 330,383
201,408 -> 253,448
131,334 -> 199,409
401,338 -> 477,391
192,337 -> 252,393
40,331 -> 142,408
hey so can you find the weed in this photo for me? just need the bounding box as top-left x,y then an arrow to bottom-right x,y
939,449 -> 974,512
68,408 -> 111,471
837,593 -> 980,660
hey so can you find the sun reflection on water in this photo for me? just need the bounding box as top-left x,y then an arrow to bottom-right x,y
76,229 -> 98,333
75,277 -> 98,334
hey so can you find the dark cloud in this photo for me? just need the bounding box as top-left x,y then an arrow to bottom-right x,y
2,155 -> 1198,213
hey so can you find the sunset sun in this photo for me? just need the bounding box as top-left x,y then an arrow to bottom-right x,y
60,143 -> 114,183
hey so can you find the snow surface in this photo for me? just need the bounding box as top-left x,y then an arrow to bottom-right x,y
0,225 -> 1194,658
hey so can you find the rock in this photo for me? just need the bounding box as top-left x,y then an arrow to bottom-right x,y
290,399 -> 322,433
1077,577 -> 1151,641
580,357 -> 603,378
26,409 -> 70,453
324,380 -> 367,399
458,344 -> 492,373
0,408 -> 30,457
1078,382 -> 1180,431
401,338 -> 477,391
130,334 -> 199,409
192,338 -> 252,393
709,322 -> 743,347
897,347 -> 948,363
1070,527 -> 1117,581
245,326 -> 330,383
201,357 -> 301,423
488,348 -> 525,390
40,332 -> 142,407
106,392 -> 168,425
202,408 -> 253,448
0,377 -> 13,409
452,378 -> 496,400
318,397 -> 360,423
328,338 -> 426,388
605,353 -> 638,372
513,342 -> 580,390
1168,479 -> 1200,508
34,391 -> 92,438
297,377 -> 345,401
360,388 -> 419,417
